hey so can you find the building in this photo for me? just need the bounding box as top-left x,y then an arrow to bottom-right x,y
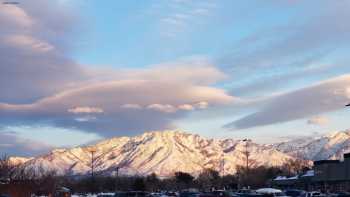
272,153 -> 350,192
312,153 -> 350,191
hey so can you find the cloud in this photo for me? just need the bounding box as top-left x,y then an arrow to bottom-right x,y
0,0 -> 86,104
0,131 -> 53,157
68,106 -> 104,114
195,101 -> 209,109
120,104 -> 143,110
307,116 -> 330,126
0,1 -> 235,137
147,104 -> 178,113
0,64 -> 234,137
225,75 -> 350,130
221,0 -> 350,98
154,0 -> 218,37
178,104 -> 195,111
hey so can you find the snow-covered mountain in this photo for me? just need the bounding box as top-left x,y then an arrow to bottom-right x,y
21,130 -> 293,177
273,130 -> 350,161
9,156 -> 34,165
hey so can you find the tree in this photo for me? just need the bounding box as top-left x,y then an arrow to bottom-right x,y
196,169 -> 221,191
174,171 -> 194,190
174,171 -> 194,185
0,155 -> 18,182
145,173 -> 160,191
133,177 -> 146,191
283,158 -> 311,176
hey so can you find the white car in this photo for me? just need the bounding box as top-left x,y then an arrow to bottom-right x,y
255,188 -> 289,197
306,192 -> 326,197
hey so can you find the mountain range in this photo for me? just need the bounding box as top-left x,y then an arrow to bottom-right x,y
11,130 -> 350,177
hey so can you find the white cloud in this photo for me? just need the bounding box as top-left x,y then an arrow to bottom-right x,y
120,104 -> 143,110
147,104 -> 178,113
307,116 -> 330,126
178,104 -> 195,111
75,116 -> 97,122
4,35 -> 54,52
195,101 -> 209,109
68,106 -> 104,114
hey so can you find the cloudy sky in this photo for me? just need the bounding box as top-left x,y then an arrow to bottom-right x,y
1,0 -> 350,156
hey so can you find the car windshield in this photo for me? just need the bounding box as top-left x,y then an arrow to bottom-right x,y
275,192 -> 286,196
285,191 -> 302,196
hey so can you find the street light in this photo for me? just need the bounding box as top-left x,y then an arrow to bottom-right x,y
242,138 -> 250,188
87,147 -> 97,178
221,152 -> 225,176
86,147 -> 97,193
242,139 -> 250,173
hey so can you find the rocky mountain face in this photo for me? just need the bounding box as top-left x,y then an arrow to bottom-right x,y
273,130 -> 350,161
15,130 -> 350,177
19,130 -> 293,177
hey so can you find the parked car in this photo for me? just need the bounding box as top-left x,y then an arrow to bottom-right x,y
330,192 -> 350,197
236,189 -> 262,197
165,191 -> 179,197
115,191 -> 149,197
54,187 -> 71,197
98,193 -> 116,197
306,192 -> 326,197
255,188 -> 288,197
284,189 -> 307,197
200,190 -> 238,197
180,191 -> 201,197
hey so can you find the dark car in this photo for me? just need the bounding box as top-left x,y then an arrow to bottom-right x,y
180,191 -> 201,197
200,190 -> 237,197
115,191 -> 149,197
284,189 -> 307,197
332,192 -> 350,197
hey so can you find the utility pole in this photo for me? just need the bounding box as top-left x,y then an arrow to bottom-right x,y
221,153 -> 225,176
242,138 -> 250,188
87,147 -> 97,193
89,149 -> 96,177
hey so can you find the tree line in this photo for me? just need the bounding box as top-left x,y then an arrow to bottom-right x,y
0,154 -> 310,197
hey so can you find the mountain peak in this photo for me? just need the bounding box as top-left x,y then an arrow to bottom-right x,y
274,129 -> 350,161
23,130 -> 292,177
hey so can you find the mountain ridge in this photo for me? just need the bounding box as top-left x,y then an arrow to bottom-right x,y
12,129 -> 350,177
19,130 -> 293,177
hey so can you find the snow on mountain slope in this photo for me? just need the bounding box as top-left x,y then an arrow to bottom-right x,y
8,156 -> 34,165
273,130 -> 350,161
23,130 -> 293,177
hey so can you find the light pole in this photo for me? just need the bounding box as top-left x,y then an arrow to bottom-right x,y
87,147 -> 97,193
88,148 -> 96,177
221,152 -> 225,177
242,138 -> 250,188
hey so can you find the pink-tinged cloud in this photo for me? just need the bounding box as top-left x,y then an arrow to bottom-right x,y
0,64 -> 234,137
68,106 -> 104,114
225,75 -> 350,130
0,132 -> 53,157
307,116 -> 330,126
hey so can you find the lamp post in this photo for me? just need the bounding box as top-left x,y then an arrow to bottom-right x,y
88,148 -> 96,177
87,147 -> 97,193
242,138 -> 250,188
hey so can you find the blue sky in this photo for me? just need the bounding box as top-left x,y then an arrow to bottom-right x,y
1,0 -> 350,156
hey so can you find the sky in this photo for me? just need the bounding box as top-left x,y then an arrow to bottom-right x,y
1,0 -> 350,156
